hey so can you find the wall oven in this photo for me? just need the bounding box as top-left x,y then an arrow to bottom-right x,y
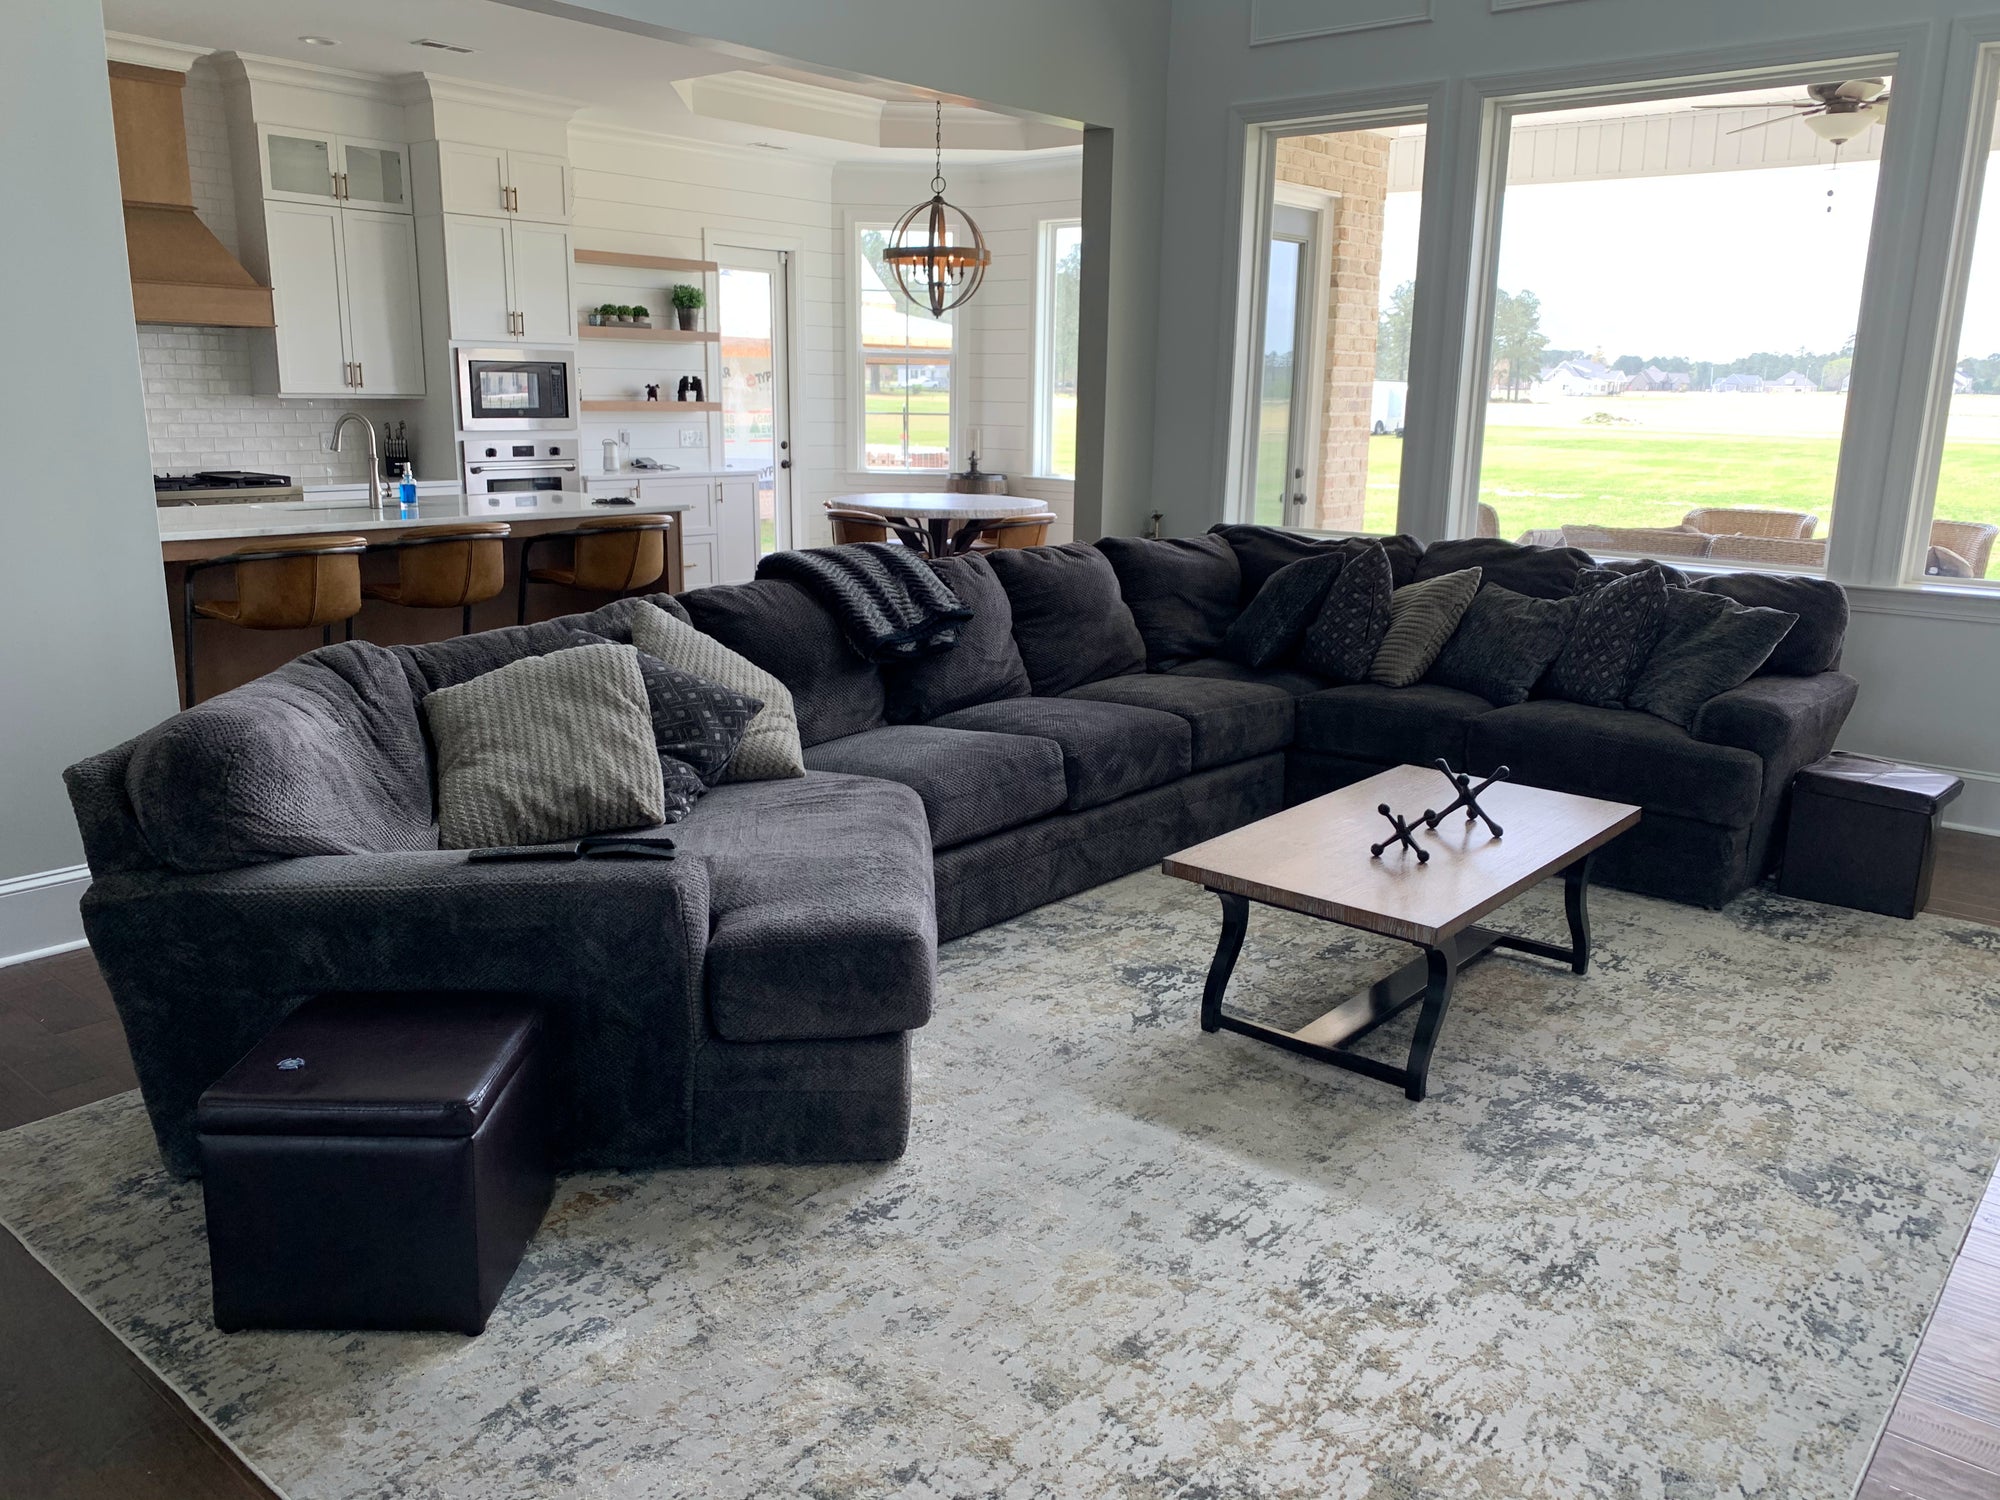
456,347 -> 576,431
462,437 -> 581,494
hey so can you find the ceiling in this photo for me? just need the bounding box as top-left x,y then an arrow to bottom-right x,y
99,0 -> 1083,162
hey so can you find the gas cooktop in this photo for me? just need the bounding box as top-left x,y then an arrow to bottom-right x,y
154,470 -> 293,491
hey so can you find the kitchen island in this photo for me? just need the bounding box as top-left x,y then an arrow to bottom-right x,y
161,490 -> 695,704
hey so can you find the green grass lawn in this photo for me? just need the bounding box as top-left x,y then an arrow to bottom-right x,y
863,391 -> 1078,477
1359,428 -> 2000,544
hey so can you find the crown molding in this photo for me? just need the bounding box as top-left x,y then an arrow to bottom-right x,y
681,71 -> 886,128
104,32 -> 211,72
211,50 -> 406,103
398,71 -> 584,121
568,117 -> 837,169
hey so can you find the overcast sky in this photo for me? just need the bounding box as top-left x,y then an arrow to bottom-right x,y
1377,156 -> 2000,364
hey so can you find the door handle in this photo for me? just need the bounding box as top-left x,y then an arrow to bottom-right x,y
779,460 -> 791,470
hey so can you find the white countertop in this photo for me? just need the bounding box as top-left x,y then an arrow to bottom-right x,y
158,490 -> 691,545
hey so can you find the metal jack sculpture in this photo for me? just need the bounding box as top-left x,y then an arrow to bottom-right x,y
1422,759 -> 1510,839
1370,803 -> 1430,863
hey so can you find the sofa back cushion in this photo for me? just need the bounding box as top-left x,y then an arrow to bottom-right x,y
984,543 -> 1147,696
1691,572 -> 1846,675
1094,534 -> 1242,669
884,553 -> 1033,722
393,596 -> 670,696
124,642 -> 436,874
1415,537 -> 1592,600
1208,524 -> 1423,598
680,578 -> 885,746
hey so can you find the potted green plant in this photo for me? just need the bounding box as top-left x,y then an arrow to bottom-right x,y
594,302 -> 618,327
671,283 -> 705,332
616,304 -> 635,326
631,304 -> 651,329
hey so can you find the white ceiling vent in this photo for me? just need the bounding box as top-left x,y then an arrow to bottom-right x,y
412,38 -> 476,54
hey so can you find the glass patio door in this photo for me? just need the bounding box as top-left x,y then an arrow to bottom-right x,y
1252,204 -> 1320,526
715,249 -> 792,559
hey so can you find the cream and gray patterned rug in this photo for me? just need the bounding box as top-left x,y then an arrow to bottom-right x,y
5,871 -> 2000,1499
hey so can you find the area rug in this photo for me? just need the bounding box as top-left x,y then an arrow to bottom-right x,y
4,873 -> 1999,1500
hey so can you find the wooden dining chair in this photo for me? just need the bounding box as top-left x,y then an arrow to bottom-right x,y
969,513 -> 1057,551
824,503 -> 926,551
518,515 -> 674,623
182,534 -> 368,706
363,522 -> 511,636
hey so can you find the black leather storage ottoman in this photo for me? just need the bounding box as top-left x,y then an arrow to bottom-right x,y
1778,753 -> 1965,919
197,993 -> 553,1335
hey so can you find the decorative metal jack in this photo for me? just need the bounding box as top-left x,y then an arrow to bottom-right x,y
1370,803 -> 1430,863
1422,758 -> 1510,839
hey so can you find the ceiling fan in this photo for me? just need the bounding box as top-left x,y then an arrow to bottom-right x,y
1697,79 -> 1890,144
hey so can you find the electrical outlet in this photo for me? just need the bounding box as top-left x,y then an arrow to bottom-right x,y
678,428 -> 705,448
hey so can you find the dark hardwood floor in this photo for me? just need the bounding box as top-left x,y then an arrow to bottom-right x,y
0,833 -> 1993,1500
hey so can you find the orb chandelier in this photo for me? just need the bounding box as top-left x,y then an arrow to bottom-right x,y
881,100 -> 991,318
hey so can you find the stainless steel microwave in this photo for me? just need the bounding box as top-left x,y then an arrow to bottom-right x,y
456,347 -> 576,431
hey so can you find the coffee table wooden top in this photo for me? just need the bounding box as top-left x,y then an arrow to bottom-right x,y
1163,765 -> 1639,947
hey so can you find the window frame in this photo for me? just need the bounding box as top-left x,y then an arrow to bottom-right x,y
1032,217 -> 1083,481
849,216 -> 958,477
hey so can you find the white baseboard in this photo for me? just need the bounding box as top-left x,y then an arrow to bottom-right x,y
0,865 -> 89,968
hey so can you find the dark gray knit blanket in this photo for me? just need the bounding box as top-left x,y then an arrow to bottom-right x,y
756,543 -> 973,661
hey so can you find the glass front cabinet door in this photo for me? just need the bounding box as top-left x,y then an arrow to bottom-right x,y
262,129 -> 338,203
261,129 -> 409,213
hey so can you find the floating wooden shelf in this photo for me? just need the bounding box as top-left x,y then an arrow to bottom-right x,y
574,249 -> 719,274
580,399 -> 721,413
579,322 -> 720,343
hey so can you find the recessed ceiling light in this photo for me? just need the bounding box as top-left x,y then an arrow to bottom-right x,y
297,35 -> 338,46
412,37 -> 476,54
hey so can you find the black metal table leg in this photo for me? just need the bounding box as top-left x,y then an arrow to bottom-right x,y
1400,939 -> 1460,1102
1563,852 -> 1593,975
1200,890 -> 1250,1032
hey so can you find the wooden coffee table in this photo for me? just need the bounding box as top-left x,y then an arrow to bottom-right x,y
1162,765 -> 1639,1101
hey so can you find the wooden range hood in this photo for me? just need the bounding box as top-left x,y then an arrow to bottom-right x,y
109,62 -> 274,328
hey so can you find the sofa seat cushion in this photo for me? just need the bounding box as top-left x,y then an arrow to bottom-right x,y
930,697 -> 1193,811
670,773 -> 935,1042
1170,656 -> 1333,698
1466,700 -> 1763,829
1295,683 -> 1493,768
679,578 -> 885,747
1061,674 -> 1294,771
802,725 -> 1068,850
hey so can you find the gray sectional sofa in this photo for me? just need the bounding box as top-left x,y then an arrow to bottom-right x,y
65,525 -> 1857,1178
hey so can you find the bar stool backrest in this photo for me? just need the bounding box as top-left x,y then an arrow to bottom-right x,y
393,524 -> 511,609
229,537 -> 366,630
573,518 -> 669,592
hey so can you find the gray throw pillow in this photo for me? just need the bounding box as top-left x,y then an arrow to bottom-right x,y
1094,533 -> 1242,669
1221,551 -> 1345,669
1370,567 -> 1483,688
1545,565 -> 1669,708
424,643 -> 666,850
884,553 -> 1033,722
1626,589 -> 1798,729
1426,585 -> 1575,706
1299,541 -> 1393,682
627,602 -> 805,782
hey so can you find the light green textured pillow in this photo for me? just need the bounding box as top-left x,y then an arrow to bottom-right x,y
423,642 -> 665,849
1369,566 -> 1483,688
627,601 -> 805,782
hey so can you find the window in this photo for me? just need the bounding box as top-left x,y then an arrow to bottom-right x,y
1920,56 -> 2000,585
1471,77 -> 1891,571
856,224 -> 953,472
1239,117 -> 1427,532
1035,219 -> 1082,478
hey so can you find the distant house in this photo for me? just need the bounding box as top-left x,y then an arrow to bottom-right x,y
1713,373 -> 1766,393
1626,365 -> 1693,393
1535,358 -> 1627,397
1954,369 -> 1976,395
1770,370 -> 1818,393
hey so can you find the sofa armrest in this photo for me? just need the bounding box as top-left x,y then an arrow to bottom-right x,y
80,849 -> 711,1177
1691,671 -> 1859,766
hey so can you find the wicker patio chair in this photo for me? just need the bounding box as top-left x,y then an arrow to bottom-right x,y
1704,535 -> 1829,568
1476,502 -> 1501,539
1561,525 -> 1716,559
1930,519 -> 1997,579
1682,506 -> 1820,540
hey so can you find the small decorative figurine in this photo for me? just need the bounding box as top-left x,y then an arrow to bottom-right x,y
1422,758 -> 1510,839
688,375 -> 705,402
676,376 -> 692,402
644,383 -> 660,402
1370,804 -> 1430,863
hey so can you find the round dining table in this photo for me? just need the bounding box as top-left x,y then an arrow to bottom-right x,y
829,492 -> 1048,558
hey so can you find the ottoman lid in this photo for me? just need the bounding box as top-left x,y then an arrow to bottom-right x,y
197,993 -> 542,1139
1796,752 -> 1965,814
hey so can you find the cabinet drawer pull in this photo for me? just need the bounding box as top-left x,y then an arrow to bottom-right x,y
354,360 -> 363,388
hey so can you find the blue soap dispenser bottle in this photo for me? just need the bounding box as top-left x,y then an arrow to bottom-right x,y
398,462 -> 417,511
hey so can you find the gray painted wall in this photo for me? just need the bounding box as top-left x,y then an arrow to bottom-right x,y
1,8 -> 179,883
510,0 -> 1170,541
1153,0 -> 2000,830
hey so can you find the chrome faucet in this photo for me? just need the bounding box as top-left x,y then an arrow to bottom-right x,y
330,412 -> 388,510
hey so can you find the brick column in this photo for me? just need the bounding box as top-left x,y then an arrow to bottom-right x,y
1273,132 -> 1392,531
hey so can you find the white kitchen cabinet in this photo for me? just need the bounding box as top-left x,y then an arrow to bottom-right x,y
639,474 -> 715,535
715,473 -> 761,584
261,128 -> 409,213
678,535 -> 716,593
258,202 -> 424,398
438,142 -> 571,222
442,215 -> 572,343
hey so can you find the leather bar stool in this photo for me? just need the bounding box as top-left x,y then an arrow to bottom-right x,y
517,515 -> 674,623
182,534 -> 367,706
363,523 -> 512,636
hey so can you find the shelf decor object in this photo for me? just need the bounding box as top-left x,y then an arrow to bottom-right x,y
882,100 -> 991,317
1422,758 -> 1510,839
1369,804 -> 1430,863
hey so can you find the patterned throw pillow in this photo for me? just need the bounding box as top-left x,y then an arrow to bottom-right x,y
423,643 -> 665,850
1369,567 -> 1483,688
1426,585 -> 1575,706
1298,541 -> 1394,682
627,602 -> 805,782
1544,565 -> 1669,708
1625,589 -> 1797,729
1221,551 -> 1345,669
565,631 -> 761,788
